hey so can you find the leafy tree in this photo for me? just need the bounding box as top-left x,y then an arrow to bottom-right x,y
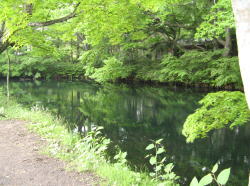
0,0 -> 243,90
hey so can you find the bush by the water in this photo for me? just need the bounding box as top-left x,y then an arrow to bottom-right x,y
0,49 -> 242,89
0,51 -> 84,80
136,50 -> 242,88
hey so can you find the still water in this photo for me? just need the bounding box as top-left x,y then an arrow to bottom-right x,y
4,80 -> 250,185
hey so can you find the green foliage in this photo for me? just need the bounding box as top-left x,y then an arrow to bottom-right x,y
210,57 -> 242,88
76,0 -> 149,46
195,0 -> 235,39
80,49 -> 104,77
113,149 -> 128,166
0,0 -> 242,89
182,91 -> 250,143
136,50 -> 242,88
145,139 -> 179,185
217,168 -> 231,185
90,57 -> 134,83
190,164 -> 231,186
0,50 -> 84,79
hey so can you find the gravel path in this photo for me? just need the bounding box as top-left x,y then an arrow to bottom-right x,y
0,120 -> 99,186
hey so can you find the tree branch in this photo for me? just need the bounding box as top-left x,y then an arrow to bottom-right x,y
216,38 -> 226,46
28,3 -> 80,27
0,41 -> 10,54
0,3 -> 81,54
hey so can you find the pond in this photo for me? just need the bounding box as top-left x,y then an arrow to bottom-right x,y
3,80 -> 250,185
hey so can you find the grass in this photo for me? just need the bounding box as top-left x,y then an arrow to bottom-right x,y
0,93 -> 177,186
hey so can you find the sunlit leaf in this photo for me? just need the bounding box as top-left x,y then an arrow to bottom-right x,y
146,144 -> 154,150
212,163 -> 218,173
199,173 -> 213,186
149,157 -> 157,165
155,139 -> 163,144
156,147 -> 165,155
190,177 -> 199,186
217,168 -> 231,185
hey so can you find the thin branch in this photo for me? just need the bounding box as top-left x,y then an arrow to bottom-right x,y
193,44 -> 206,51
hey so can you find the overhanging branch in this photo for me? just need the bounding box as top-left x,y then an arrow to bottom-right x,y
0,3 -> 81,54
28,3 -> 80,27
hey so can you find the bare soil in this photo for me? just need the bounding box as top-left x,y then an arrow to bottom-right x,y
0,120 -> 99,186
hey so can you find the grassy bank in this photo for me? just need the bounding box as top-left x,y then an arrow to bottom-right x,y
0,93 -> 178,186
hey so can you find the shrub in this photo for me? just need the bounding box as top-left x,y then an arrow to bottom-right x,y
136,50 -> 242,88
90,57 -> 134,83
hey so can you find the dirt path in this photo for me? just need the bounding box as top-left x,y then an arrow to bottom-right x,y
0,120 -> 99,186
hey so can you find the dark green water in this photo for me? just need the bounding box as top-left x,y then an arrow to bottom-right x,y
4,80 -> 250,185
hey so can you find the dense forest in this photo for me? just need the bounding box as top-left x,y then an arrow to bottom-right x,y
0,0 -> 243,89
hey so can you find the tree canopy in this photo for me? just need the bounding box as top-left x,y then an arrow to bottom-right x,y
0,0 -> 243,90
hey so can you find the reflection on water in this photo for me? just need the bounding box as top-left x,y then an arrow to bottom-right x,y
3,80 -> 250,185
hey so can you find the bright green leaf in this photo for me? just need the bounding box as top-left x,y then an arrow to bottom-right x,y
217,168 -> 231,185
156,139 -> 163,144
156,147 -> 165,155
155,165 -> 162,172
212,163 -> 218,173
199,173 -> 213,186
190,177 -> 199,186
149,157 -> 157,165
146,144 -> 154,150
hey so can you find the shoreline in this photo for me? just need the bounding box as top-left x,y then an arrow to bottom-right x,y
0,93 -> 176,186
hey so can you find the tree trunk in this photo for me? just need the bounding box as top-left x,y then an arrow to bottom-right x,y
232,0 -> 250,108
0,41 -> 10,54
223,28 -> 232,57
0,22 -> 9,54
